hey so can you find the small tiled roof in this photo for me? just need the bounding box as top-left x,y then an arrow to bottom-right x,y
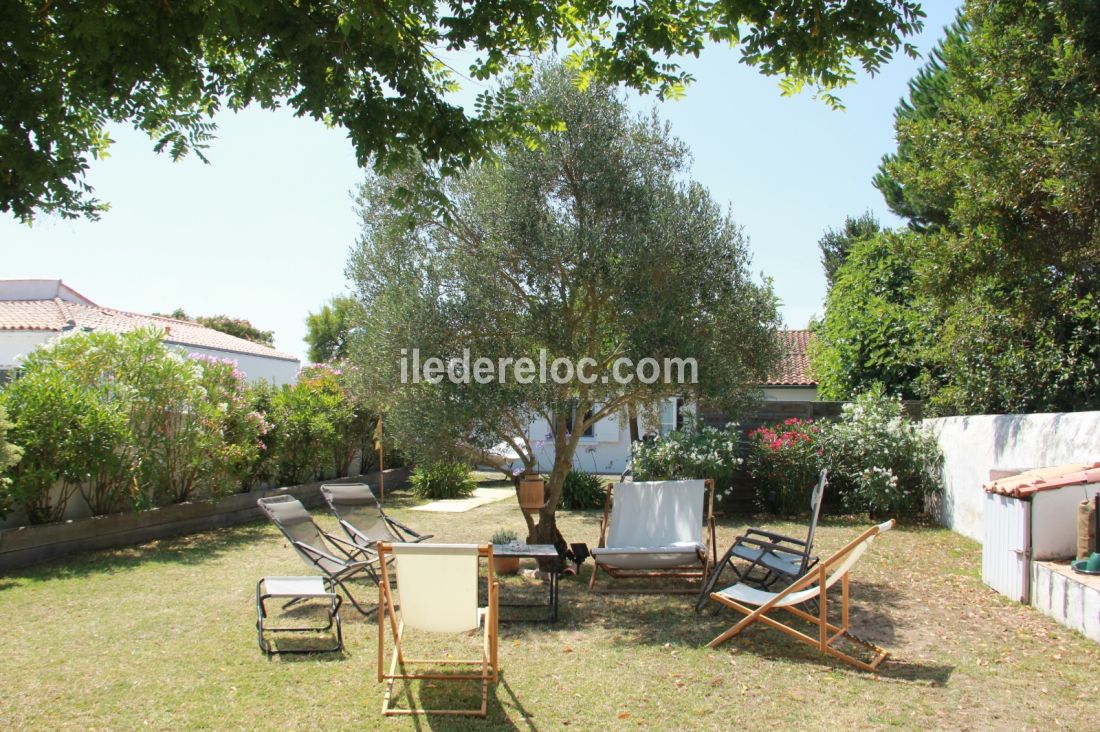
984,463 -> 1100,498
764,330 -> 817,386
0,298 -> 298,362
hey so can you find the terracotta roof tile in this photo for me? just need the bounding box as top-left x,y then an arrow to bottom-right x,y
0,300 -> 297,362
764,330 -> 817,386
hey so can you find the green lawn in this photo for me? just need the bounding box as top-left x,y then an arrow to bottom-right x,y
2,480 -> 1097,730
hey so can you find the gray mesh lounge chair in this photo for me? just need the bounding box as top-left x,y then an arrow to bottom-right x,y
696,469 -> 828,611
321,483 -> 433,551
257,494 -> 381,615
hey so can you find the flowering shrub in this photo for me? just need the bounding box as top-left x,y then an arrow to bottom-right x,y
0,365 -> 111,522
746,418 -> 823,515
632,419 -> 742,499
823,387 -> 942,515
261,363 -> 376,486
0,330 -> 270,521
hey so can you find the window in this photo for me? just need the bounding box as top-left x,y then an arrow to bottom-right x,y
658,398 -> 682,437
570,405 -> 595,438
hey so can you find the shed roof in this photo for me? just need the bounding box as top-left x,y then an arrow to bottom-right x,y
984,463 -> 1100,498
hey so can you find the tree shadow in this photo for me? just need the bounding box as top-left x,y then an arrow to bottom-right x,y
547,560 -> 956,684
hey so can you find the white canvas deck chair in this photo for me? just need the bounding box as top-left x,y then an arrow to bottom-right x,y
377,543 -> 499,717
589,479 -> 717,593
707,520 -> 895,672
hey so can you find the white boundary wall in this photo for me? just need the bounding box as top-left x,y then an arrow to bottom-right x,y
925,412 -> 1100,542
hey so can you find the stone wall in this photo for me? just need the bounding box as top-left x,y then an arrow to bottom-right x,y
0,468 -> 408,571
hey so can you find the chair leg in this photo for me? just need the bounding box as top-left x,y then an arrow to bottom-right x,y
330,577 -> 377,616
587,562 -> 601,592
696,547 -> 737,611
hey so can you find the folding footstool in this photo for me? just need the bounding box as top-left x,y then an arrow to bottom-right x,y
256,576 -> 343,655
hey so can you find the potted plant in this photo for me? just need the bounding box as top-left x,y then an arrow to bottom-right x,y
490,528 -> 521,574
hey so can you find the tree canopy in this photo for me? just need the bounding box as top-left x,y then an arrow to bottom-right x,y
3,0 -> 924,223
304,296 -> 363,363
155,308 -> 275,347
817,211 -> 882,288
348,66 -> 780,543
816,0 -> 1100,414
812,229 -> 926,400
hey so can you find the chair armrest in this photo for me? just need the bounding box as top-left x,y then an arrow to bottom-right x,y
324,530 -> 375,560
743,527 -> 807,547
292,539 -> 354,568
732,535 -> 807,558
386,517 -> 431,541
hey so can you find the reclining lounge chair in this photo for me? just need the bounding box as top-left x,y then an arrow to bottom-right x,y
697,469 -> 828,611
257,494 -> 381,615
321,483 -> 433,552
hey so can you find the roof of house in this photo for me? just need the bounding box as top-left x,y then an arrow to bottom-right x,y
764,329 -> 817,386
0,279 -> 298,362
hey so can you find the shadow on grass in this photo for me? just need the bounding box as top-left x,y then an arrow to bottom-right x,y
6,521 -> 274,582
260,640 -> 349,661
489,554 -> 956,680
374,671 -> 533,731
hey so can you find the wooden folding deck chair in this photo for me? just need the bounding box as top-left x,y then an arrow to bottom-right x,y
707,520 -> 895,672
377,543 -> 499,717
589,479 -> 717,594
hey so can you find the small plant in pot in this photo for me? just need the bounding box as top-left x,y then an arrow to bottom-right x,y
490,528 -> 521,574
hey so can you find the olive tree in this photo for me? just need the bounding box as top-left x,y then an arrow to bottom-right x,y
348,66 -> 780,547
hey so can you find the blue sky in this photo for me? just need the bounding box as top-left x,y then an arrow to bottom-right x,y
1,2 -> 961,362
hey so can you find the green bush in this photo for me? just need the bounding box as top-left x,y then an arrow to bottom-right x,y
559,470 -> 605,510
410,462 -> 476,500
0,405 -> 25,519
823,387 -> 942,516
264,364 -> 374,486
0,330 -> 268,522
746,418 -> 824,515
0,341 -> 130,522
631,419 -> 742,486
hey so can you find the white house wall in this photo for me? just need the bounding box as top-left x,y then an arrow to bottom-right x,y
926,412 -> 1100,542
761,386 -> 818,401
0,330 -> 53,369
527,412 -> 631,475
176,345 -> 299,386
0,331 -> 298,385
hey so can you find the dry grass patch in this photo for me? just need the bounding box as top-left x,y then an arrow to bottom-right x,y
1,479 -> 1098,730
